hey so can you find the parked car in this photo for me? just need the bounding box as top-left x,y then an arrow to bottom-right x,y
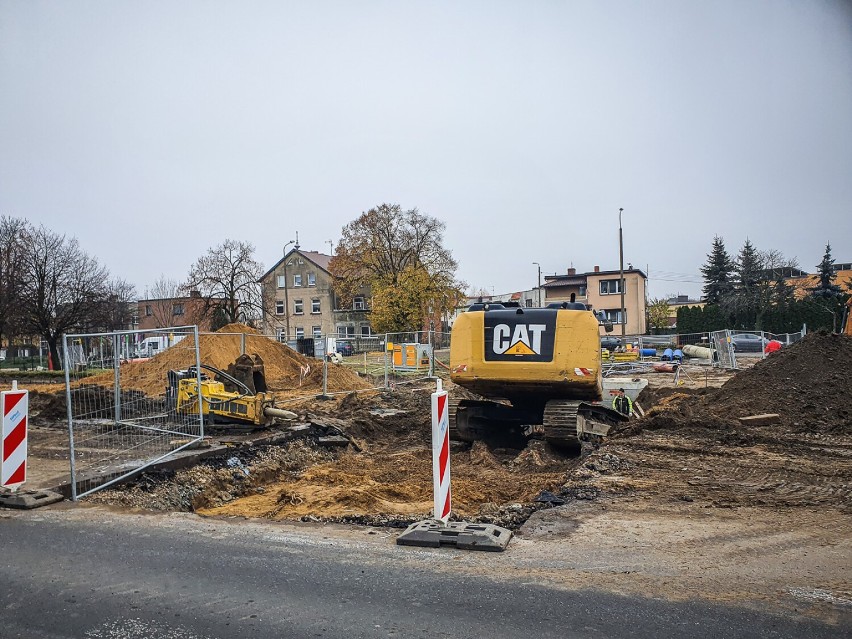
600,336 -> 622,351
336,340 -> 355,356
730,333 -> 769,352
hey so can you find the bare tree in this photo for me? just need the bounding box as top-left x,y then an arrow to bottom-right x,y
0,216 -> 30,345
185,240 -> 267,325
20,226 -> 109,369
88,278 -> 138,332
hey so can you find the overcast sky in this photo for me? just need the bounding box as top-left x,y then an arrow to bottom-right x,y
1,0 -> 850,300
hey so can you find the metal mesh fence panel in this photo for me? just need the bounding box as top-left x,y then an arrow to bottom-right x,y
64,326 -> 203,500
766,330 -> 804,346
711,329 -> 737,369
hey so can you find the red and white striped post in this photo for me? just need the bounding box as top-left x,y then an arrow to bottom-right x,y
1,381 -> 29,490
431,379 -> 451,523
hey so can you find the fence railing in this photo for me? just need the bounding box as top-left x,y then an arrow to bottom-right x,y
63,326 -> 203,500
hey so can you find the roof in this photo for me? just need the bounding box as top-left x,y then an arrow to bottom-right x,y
542,277 -> 586,288
260,248 -> 333,281
542,268 -> 647,288
584,268 -> 648,279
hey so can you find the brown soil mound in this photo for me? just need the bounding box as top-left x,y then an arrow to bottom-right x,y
639,331 -> 851,434
79,323 -> 369,397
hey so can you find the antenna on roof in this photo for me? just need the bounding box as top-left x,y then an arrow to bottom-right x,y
326,239 -> 333,254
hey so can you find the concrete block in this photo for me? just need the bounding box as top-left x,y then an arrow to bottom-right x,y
396,520 -> 512,552
0,489 -> 64,509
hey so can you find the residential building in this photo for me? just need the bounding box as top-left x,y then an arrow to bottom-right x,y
664,295 -> 705,328
259,247 -> 371,341
137,290 -> 214,332
543,266 -> 648,335
785,262 -> 852,298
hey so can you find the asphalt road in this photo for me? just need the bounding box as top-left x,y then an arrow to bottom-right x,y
0,508 -> 846,639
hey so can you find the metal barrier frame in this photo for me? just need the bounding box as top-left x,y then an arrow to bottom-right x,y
63,326 -> 204,500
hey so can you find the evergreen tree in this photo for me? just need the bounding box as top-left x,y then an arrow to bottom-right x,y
810,243 -> 842,298
729,239 -> 763,327
700,236 -> 734,304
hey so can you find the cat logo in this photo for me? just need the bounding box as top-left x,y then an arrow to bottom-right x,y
492,323 -> 546,356
484,310 -> 556,362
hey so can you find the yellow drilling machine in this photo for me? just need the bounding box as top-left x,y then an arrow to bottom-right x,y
168,354 -> 297,429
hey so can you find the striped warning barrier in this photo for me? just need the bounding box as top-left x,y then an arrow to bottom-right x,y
431,379 -> 451,523
1,381 -> 28,490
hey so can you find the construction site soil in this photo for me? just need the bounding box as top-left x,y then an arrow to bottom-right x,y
14,331 -> 850,621
77,332 -> 851,537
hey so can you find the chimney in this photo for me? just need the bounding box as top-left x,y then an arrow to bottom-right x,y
567,267 -> 576,276
190,290 -> 201,298
593,265 -> 600,273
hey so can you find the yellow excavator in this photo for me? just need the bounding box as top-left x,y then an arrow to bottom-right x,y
168,354 -> 297,428
449,301 -> 628,449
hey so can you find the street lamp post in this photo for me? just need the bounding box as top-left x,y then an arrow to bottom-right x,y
282,240 -> 295,341
619,208 -> 626,338
532,262 -> 541,307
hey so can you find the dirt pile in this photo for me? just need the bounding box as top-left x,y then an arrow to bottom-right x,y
639,332 -> 851,433
79,323 -> 369,397
594,332 -> 852,513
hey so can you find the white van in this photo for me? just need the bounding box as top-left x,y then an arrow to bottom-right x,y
135,334 -> 185,358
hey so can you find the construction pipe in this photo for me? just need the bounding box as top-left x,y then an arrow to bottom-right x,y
682,344 -> 714,360
263,407 -> 298,420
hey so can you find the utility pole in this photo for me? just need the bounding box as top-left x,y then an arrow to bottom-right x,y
532,262 -> 541,307
282,239 -> 295,341
619,208 -> 626,337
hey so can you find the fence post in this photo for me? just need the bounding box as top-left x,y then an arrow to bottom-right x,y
113,332 -> 121,425
322,352 -> 329,397
194,326 -> 204,438
240,332 -> 246,356
428,331 -> 435,378
63,334 -> 78,501
384,333 -> 389,389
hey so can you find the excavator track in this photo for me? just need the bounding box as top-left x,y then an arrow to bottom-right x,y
448,398 -> 461,440
542,400 -> 582,447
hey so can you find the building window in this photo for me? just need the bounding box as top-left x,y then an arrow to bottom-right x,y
360,325 -> 372,337
354,296 -> 365,310
338,325 -> 355,338
277,275 -> 286,288
172,303 -> 184,316
277,329 -> 287,342
294,299 -> 304,315
308,272 -> 316,286
275,300 -> 285,315
145,305 -> 152,316
599,279 -> 623,295
601,309 -> 626,324
525,299 -> 533,308
311,298 -> 321,313
295,327 -> 305,339
293,274 -> 302,287
312,325 -> 322,338
578,285 -> 587,297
